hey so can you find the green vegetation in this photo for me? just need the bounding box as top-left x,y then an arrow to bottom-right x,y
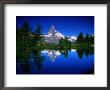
16,21 -> 94,61
76,32 -> 94,44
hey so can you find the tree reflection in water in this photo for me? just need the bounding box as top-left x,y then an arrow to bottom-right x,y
32,49 -> 45,70
16,46 -> 94,74
20,62 -> 30,74
16,48 -> 45,74
76,46 -> 94,59
61,50 -> 69,58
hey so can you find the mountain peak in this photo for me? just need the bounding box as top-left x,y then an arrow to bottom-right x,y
48,25 -> 56,35
51,25 -> 55,29
44,25 -> 77,44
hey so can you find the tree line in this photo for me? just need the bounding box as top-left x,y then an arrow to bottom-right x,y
16,21 -> 94,50
76,32 -> 94,44
16,21 -> 42,35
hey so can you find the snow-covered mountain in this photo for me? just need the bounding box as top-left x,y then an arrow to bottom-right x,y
43,25 -> 77,44
47,25 -> 64,38
55,32 -> 65,39
68,36 -> 77,42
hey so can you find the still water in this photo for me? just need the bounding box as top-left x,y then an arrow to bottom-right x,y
16,48 -> 94,74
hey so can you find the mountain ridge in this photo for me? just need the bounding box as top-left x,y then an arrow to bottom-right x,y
43,25 -> 77,44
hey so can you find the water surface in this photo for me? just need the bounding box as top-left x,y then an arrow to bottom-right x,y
16,48 -> 94,74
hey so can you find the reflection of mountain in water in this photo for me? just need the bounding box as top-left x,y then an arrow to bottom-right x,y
41,49 -> 76,62
41,50 -> 61,62
48,51 -> 59,62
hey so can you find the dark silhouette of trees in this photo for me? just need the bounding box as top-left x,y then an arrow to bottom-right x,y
89,35 -> 94,44
33,24 -> 43,45
22,21 -> 31,33
76,47 -> 84,59
76,32 -> 94,44
76,32 -> 85,43
85,34 -> 90,43
16,21 -> 32,36
76,45 -> 94,59
35,24 -> 42,35
32,49 -> 45,71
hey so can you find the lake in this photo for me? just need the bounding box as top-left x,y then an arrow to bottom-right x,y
16,48 -> 94,74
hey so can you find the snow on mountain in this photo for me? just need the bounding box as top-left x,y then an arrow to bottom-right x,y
43,25 -> 65,44
55,32 -> 65,38
48,33 -> 52,37
42,25 -> 77,44
47,25 -> 64,38
70,36 -> 77,40
48,25 -> 56,35
67,36 -> 77,42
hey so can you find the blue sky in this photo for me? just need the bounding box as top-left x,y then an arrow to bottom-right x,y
16,16 -> 94,36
